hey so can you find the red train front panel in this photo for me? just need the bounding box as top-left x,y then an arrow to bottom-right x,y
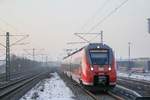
80,44 -> 116,88
62,43 -> 116,90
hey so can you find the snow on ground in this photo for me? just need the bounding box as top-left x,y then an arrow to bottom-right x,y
117,71 -> 150,81
20,72 -> 75,100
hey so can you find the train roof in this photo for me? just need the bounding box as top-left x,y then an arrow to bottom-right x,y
86,43 -> 112,50
63,43 -> 112,59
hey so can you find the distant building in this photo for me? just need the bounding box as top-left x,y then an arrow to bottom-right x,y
117,58 -> 150,72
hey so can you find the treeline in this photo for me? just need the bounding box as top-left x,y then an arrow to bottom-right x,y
10,55 -> 43,73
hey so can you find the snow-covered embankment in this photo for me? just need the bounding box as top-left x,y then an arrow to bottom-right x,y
20,72 -> 75,100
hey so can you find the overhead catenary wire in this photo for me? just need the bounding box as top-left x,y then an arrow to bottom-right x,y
67,1 -> 110,48
79,0 -> 111,33
0,17 -> 19,32
88,0 -> 129,32
67,0 -> 129,56
73,0 -> 129,46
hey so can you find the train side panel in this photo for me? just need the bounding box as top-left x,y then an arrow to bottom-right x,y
81,49 -> 93,85
70,49 -> 83,83
62,43 -> 117,90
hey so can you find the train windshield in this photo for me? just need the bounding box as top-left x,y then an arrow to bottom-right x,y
90,49 -> 109,65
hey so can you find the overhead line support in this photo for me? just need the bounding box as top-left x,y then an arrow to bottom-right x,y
6,32 -> 10,81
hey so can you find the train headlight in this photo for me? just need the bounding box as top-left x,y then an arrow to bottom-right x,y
91,67 -> 94,71
97,46 -> 100,48
108,67 -> 111,71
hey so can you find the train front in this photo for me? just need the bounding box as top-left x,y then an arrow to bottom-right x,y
82,43 -> 116,90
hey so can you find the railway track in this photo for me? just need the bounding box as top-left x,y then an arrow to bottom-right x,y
0,68 -> 45,82
58,71 -> 123,100
0,70 -> 49,100
72,80 -> 125,100
118,77 -> 150,96
118,76 -> 150,86
72,82 -> 123,100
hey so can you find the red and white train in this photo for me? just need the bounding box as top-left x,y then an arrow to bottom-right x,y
61,43 -> 117,90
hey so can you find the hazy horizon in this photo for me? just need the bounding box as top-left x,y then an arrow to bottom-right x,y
0,0 -> 150,61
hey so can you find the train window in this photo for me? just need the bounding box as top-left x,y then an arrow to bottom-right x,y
90,50 -> 109,65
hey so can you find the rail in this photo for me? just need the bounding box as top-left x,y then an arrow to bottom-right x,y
59,72 -> 123,100
0,70 -> 49,100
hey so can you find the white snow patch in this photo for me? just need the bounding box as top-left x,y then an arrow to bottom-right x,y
117,71 -> 150,81
20,72 -> 75,100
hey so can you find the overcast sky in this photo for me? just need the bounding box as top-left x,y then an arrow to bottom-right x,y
0,0 -> 150,61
